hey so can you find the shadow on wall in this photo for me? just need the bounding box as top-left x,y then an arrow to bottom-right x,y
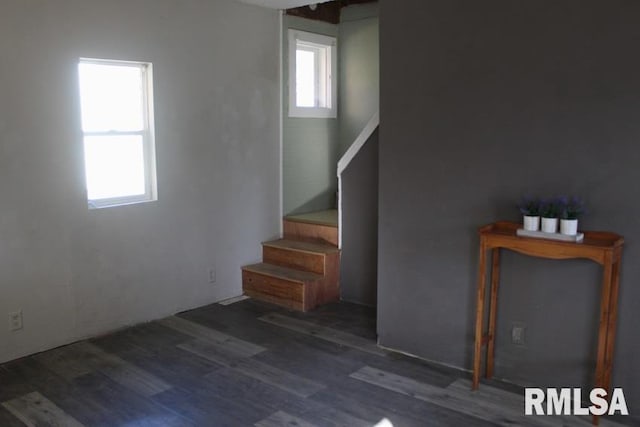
287,191 -> 337,216
340,129 -> 378,307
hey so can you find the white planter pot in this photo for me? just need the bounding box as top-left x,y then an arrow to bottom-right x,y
541,217 -> 558,233
523,215 -> 540,231
560,219 -> 578,236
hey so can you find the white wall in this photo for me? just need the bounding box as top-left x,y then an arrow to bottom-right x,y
0,0 -> 280,363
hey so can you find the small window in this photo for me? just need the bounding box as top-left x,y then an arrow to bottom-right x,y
288,30 -> 337,118
78,58 -> 157,209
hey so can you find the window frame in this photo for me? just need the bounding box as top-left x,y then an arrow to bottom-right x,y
78,58 -> 157,209
288,29 -> 337,119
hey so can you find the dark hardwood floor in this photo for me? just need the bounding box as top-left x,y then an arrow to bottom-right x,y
0,298 -> 631,426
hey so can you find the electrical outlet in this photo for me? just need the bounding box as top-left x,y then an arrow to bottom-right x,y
9,310 -> 23,331
208,268 -> 216,284
511,322 -> 526,345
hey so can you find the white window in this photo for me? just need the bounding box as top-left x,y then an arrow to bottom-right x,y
78,58 -> 157,209
288,30 -> 337,118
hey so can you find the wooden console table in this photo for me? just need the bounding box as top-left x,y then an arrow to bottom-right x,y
472,222 -> 624,410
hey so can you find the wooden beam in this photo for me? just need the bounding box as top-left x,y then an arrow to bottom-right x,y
285,0 -> 377,25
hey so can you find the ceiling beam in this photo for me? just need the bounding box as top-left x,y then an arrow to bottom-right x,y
285,0 -> 376,25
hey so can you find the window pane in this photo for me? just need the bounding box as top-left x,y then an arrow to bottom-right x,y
79,62 -> 144,132
296,49 -> 316,107
288,30 -> 336,118
83,135 -> 146,200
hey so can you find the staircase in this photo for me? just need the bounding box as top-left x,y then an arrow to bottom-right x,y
242,210 -> 340,312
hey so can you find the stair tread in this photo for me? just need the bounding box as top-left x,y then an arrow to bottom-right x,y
242,263 -> 324,283
284,209 -> 338,228
263,239 -> 339,254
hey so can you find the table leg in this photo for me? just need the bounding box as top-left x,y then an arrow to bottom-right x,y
472,242 -> 488,390
486,248 -> 500,379
603,257 -> 621,395
593,254 -> 614,425
595,255 -> 614,392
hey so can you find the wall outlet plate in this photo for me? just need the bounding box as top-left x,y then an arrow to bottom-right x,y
9,310 -> 23,331
208,268 -> 216,284
511,322 -> 526,345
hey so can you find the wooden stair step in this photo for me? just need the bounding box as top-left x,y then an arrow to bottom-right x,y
241,210 -> 341,312
242,263 -> 323,283
262,239 -> 338,275
283,209 -> 338,228
263,239 -> 339,254
283,211 -> 338,247
242,263 -> 324,311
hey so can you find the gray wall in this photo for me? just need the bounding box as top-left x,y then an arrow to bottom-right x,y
379,0 -> 640,412
283,16 -> 339,215
338,3 -> 380,156
0,0 -> 280,364
340,129 -> 378,306
337,3 -> 379,307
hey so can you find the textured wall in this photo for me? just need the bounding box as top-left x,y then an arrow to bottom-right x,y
379,0 -> 640,412
0,0 -> 280,363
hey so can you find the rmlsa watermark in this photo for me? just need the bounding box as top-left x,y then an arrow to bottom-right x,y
525,388 -> 629,416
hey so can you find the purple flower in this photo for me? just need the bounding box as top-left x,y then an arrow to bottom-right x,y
539,197 -> 561,218
558,196 -> 585,220
517,195 -> 541,216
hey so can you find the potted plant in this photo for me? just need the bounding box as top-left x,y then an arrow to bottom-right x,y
517,195 -> 541,231
558,196 -> 585,236
539,198 -> 560,233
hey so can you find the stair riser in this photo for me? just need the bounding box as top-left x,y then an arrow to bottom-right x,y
283,220 -> 338,247
242,270 -> 308,311
321,252 -> 340,303
263,246 -> 326,275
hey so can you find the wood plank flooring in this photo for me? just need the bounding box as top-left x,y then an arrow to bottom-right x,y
2,392 -> 84,427
0,299 -> 634,427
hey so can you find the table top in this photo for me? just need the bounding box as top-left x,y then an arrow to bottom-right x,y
480,221 -> 624,250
